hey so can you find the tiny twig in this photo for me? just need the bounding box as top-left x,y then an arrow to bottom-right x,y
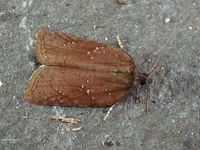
116,35 -> 124,49
103,104 -> 117,121
72,127 -> 82,131
49,115 -> 80,124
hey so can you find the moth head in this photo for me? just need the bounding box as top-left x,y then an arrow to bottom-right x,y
137,72 -> 152,85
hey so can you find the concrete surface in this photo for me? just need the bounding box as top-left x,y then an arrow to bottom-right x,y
0,0 -> 199,149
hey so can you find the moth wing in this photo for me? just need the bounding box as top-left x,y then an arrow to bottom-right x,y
24,66 -> 133,106
36,29 -> 135,73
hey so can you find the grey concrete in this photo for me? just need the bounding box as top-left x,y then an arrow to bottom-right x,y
0,0 -> 199,149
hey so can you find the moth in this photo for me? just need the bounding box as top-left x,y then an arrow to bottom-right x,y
24,29 -> 174,107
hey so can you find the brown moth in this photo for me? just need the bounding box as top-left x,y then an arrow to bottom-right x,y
24,29 -> 173,107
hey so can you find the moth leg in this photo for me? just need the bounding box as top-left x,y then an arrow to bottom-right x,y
103,103 -> 117,121
135,85 -> 141,103
134,84 -> 150,113
140,85 -> 150,113
145,87 -> 150,113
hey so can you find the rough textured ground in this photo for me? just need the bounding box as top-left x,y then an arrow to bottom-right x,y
0,0 -> 199,149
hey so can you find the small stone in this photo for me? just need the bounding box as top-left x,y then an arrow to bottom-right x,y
165,17 -> 171,23
188,26 -> 193,30
117,0 -> 129,5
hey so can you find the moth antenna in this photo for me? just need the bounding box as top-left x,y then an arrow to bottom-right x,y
148,32 -> 175,76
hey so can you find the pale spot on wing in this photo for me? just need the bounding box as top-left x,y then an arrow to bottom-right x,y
93,47 -> 99,53
92,46 -> 106,55
87,89 -> 90,94
99,46 -> 104,49
66,41 -> 76,45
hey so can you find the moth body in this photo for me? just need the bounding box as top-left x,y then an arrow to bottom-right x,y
24,29 -> 143,106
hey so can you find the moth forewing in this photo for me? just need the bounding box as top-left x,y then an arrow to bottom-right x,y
24,66 -> 134,106
35,29 -> 135,73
